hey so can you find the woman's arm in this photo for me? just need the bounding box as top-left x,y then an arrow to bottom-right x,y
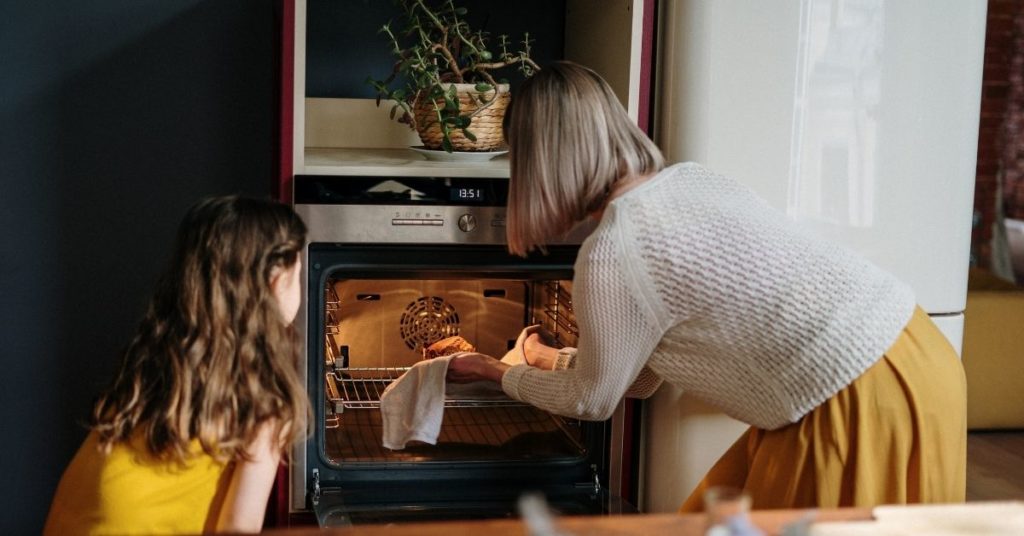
214,422 -> 282,533
450,217 -> 670,418
499,228 -> 669,420
446,352 -> 510,383
533,343 -> 662,399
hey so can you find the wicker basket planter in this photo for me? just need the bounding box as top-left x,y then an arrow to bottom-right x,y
413,84 -> 510,152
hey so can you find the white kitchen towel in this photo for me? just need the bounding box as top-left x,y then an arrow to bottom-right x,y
379,346 -> 565,450
379,354 -> 455,450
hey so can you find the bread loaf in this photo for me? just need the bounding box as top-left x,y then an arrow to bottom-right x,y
422,336 -> 475,359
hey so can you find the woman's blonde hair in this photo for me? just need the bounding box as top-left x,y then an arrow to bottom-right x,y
503,61 -> 664,256
91,196 -> 310,463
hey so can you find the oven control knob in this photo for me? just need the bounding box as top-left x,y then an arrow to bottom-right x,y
457,214 -> 477,232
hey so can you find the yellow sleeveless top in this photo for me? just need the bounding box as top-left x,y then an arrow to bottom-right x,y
43,431 -> 229,535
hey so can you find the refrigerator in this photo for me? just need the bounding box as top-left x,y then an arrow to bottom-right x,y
642,0 -> 987,512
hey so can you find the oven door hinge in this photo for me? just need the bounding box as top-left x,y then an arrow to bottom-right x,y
576,464 -> 601,495
310,468 -> 321,506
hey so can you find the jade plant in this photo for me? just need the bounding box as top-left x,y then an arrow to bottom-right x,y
367,0 -> 540,152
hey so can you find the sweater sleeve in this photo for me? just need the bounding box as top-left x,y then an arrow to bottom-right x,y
501,210 -> 667,420
551,348 -> 662,399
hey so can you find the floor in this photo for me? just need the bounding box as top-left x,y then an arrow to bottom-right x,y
966,431 -> 1024,501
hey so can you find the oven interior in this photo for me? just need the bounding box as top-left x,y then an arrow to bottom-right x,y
322,277 -> 581,465
305,245 -> 623,524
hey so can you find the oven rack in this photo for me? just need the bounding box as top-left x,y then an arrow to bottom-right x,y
325,367 -> 526,413
538,281 -> 579,346
323,284 -> 342,370
542,305 -> 579,338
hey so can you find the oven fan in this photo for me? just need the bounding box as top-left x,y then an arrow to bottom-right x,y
399,296 -> 461,350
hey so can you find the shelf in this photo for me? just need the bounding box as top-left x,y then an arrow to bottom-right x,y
303,147 -> 510,178
326,367 -> 525,411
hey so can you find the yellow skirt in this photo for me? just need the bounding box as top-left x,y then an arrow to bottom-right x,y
680,306 -> 967,512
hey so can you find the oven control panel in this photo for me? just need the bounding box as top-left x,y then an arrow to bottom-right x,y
456,214 -> 476,232
298,203 -> 512,244
294,175 -> 590,245
294,175 -> 507,206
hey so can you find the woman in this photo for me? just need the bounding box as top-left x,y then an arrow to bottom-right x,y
447,61 -> 966,511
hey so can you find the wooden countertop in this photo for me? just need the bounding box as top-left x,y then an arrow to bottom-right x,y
265,507 -> 872,535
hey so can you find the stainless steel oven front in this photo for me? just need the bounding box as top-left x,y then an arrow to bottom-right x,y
291,175 -> 633,525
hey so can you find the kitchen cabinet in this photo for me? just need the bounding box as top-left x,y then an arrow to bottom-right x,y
280,0 -> 654,194
275,0 -> 656,523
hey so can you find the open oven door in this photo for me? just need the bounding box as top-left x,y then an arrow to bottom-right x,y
309,469 -> 637,527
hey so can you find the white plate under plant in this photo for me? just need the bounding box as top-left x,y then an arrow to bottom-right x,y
409,146 -> 508,162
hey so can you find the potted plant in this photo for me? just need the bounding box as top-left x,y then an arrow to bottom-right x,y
367,0 -> 540,153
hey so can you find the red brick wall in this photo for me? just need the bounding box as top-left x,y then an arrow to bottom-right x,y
974,0 -> 1024,267
1004,7 -> 1024,220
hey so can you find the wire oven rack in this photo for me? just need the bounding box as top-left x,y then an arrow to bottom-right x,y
538,281 -> 579,346
325,367 -> 526,415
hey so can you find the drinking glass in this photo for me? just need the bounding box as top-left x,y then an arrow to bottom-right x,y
704,486 -> 754,535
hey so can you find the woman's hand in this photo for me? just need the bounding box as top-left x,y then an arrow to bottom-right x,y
447,352 -> 510,384
516,325 -> 561,369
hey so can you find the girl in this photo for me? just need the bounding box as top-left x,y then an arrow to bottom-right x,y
447,61 -> 967,511
44,196 -> 309,534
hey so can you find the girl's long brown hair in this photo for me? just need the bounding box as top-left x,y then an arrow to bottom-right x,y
91,195 -> 309,463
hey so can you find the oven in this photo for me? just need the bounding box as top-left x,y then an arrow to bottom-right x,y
290,174 -> 635,526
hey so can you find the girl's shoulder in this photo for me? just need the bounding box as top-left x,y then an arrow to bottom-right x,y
46,431 -> 228,535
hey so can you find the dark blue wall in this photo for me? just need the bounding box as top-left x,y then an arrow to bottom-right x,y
305,0 -> 566,98
0,1 -> 276,532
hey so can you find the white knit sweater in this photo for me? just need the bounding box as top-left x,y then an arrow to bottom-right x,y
501,163 -> 916,429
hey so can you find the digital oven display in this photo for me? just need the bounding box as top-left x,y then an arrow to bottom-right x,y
294,176 -> 507,206
451,187 -> 486,202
